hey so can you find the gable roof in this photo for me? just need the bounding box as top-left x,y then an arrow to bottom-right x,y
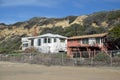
24,33 -> 67,39
37,33 -> 67,38
68,33 -> 107,40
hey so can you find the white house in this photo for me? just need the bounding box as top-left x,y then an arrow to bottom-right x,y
21,33 -> 67,53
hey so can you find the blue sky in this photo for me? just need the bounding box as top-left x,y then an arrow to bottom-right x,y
0,0 -> 120,24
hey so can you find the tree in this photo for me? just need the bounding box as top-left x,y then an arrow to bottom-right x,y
108,24 -> 120,49
108,24 -> 120,40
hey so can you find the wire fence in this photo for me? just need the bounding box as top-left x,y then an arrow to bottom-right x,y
0,50 -> 120,67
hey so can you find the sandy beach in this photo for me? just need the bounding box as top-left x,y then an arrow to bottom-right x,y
0,61 -> 120,80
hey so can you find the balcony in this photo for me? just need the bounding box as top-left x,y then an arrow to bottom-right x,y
67,41 -> 101,48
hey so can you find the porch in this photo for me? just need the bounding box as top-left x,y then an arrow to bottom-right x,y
67,46 -> 101,58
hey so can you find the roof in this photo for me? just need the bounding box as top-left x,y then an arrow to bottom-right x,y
25,33 -> 67,39
68,33 -> 107,40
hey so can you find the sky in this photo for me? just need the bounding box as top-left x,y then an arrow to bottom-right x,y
0,0 -> 120,24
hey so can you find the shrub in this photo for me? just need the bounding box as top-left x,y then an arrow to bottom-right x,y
0,48 -> 13,54
94,53 -> 110,62
24,47 -> 39,53
115,53 -> 120,57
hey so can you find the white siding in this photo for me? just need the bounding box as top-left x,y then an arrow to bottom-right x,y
34,39 -> 38,46
21,33 -> 67,53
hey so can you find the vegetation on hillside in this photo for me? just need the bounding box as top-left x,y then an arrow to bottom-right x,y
108,24 -> 120,40
0,23 -> 7,30
40,24 -> 106,37
0,10 -> 120,53
83,10 -> 120,27
40,10 -> 120,37
0,35 -> 25,53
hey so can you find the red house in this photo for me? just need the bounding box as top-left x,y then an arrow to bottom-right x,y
67,33 -> 108,58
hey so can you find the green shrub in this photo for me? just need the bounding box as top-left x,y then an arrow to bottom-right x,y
23,47 -> 39,53
115,53 -> 120,57
94,53 -> 110,62
0,48 -> 13,54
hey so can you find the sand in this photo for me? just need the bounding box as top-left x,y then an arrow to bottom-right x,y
0,61 -> 120,80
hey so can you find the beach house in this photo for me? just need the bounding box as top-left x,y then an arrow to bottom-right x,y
22,33 -> 67,53
67,33 -> 108,57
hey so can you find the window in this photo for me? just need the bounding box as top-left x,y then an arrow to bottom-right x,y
31,39 -> 34,46
82,38 -> 88,44
44,38 -> 47,43
23,43 -> 28,47
89,38 -> 96,45
60,38 -> 65,42
54,38 -> 56,42
68,40 -> 73,43
78,39 -> 81,44
38,39 -> 41,46
96,38 -> 100,44
101,38 -> 104,43
48,38 -> 51,43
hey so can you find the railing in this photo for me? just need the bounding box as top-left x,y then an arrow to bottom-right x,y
68,43 -> 101,48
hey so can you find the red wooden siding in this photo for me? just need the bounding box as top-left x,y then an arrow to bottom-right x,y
67,33 -> 107,57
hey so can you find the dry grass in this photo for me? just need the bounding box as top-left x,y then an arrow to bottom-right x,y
0,61 -> 120,80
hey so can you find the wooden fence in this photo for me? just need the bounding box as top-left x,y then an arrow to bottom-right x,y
0,50 -> 120,66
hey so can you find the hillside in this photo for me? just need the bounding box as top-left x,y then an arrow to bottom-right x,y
0,10 -> 120,52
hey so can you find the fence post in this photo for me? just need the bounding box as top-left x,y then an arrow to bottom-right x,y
110,51 -> 112,66
61,53 -> 64,65
0,54 -> 1,61
74,53 -> 77,66
5,54 -> 8,61
90,57 -> 93,66
29,53 -> 32,64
